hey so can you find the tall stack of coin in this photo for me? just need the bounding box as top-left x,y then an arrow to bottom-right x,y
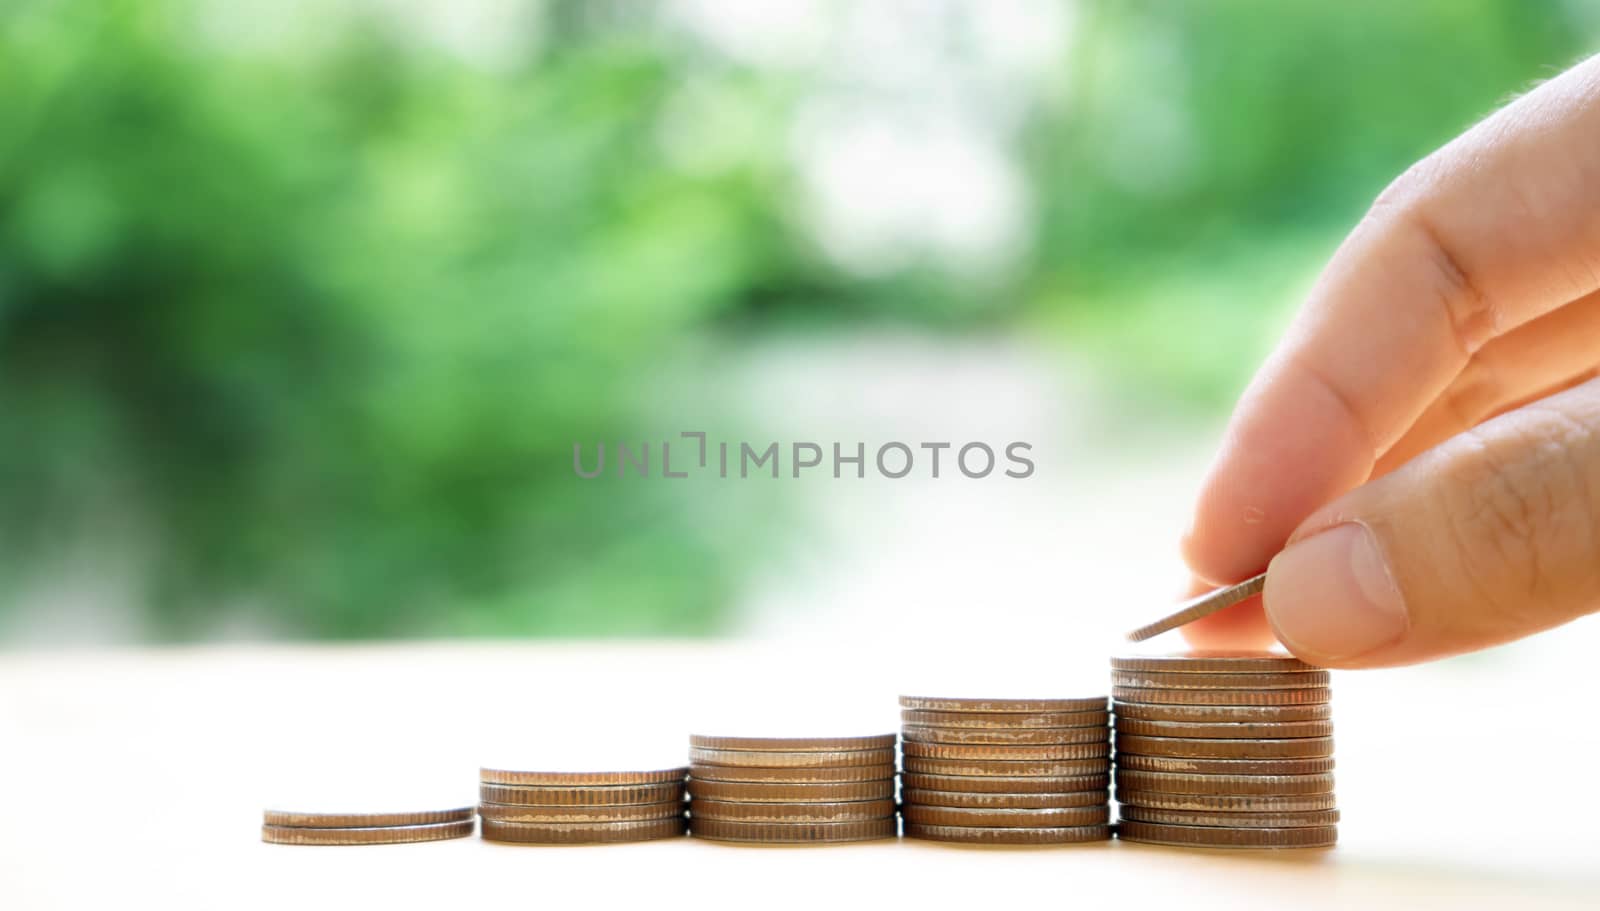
261,806 -> 476,845
1111,652 -> 1338,849
687,735 -> 898,843
898,695 -> 1112,845
477,767 -> 688,844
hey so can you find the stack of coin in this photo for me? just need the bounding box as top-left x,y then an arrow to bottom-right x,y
477,767 -> 688,844
687,735 -> 898,843
1111,652 -> 1338,849
898,695 -> 1112,845
261,806 -> 476,845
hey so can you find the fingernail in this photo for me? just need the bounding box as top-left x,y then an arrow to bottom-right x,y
1265,522 -> 1408,662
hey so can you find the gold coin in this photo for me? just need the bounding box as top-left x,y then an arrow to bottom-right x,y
1111,670 -> 1331,690
690,762 -> 896,784
1117,820 -> 1337,849
1113,701 -> 1331,723
902,741 -> 1110,761
1113,770 -> 1335,796
1115,790 -> 1337,812
1114,754 -> 1335,775
902,804 -> 1109,828
478,782 -> 685,807
689,817 -> 896,843
689,734 -> 896,752
262,807 -> 474,829
479,767 -> 687,787
1119,805 -> 1340,828
1114,734 -> 1333,760
1111,652 -> 1318,674
480,816 -> 686,844
902,709 -> 1110,729
904,757 -> 1109,778
898,695 -> 1108,714
689,798 -> 896,822
1114,718 -> 1333,740
1112,687 -> 1331,706
902,725 -> 1109,746
477,801 -> 684,823
262,819 -> 474,846
901,772 -> 1109,794
905,823 -> 1111,845
687,778 -> 894,803
902,788 -> 1107,809
688,747 -> 896,768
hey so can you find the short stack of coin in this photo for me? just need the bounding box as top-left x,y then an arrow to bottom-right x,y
477,767 -> 688,844
687,735 -> 898,843
1111,652 -> 1338,849
261,806 -> 476,845
898,695 -> 1112,845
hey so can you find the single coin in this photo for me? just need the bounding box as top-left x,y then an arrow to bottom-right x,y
479,767 -> 687,787
901,772 -> 1109,794
902,725 -> 1109,746
1115,791 -> 1337,813
1114,754 -> 1335,775
687,778 -> 894,803
903,788 -> 1107,810
689,734 -> 896,752
902,709 -> 1110,729
690,763 -> 895,784
1113,770 -> 1335,796
899,695 -> 1108,714
902,741 -> 1110,761
478,782 -> 685,807
1117,820 -> 1337,849
689,747 -> 895,768
1114,701 -> 1332,723
1112,670 -> 1330,690
1111,652 -> 1318,674
1114,718 -> 1333,740
1125,573 -> 1266,643
1112,687 -> 1331,707
689,817 -> 896,843
1119,805 -> 1340,828
262,807 -> 474,829
481,816 -> 686,844
905,823 -> 1111,845
262,819 -> 474,846
477,801 -> 684,823
689,798 -> 895,822
903,804 -> 1109,828
905,757 -> 1109,778
1114,734 -> 1334,760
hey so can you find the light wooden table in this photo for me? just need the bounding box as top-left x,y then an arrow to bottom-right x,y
2,642 -> 1596,910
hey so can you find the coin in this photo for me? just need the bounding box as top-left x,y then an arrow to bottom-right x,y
1112,687 -> 1331,706
688,747 -> 896,768
1124,573 -> 1266,643
1111,652 -> 1318,674
1117,820 -> 1337,849
905,757 -> 1109,778
688,798 -> 895,822
1114,790 -> 1337,812
902,788 -> 1108,809
902,804 -> 1109,828
1114,718 -> 1333,740
898,696 -> 1108,714
1114,735 -> 1334,760
1112,701 -> 1332,723
478,782 -> 685,807
902,741 -> 1110,761
262,819 -> 475,846
479,768 -> 687,787
689,763 -> 896,784
1119,805 -> 1341,828
904,823 -> 1111,845
901,773 -> 1109,794
689,734 -> 896,752
476,801 -> 684,823
686,779 -> 895,803
689,817 -> 897,843
1113,770 -> 1335,795
262,807 -> 474,829
1112,670 -> 1331,690
901,725 -> 1109,746
902,709 -> 1110,729
1114,754 -> 1335,775
481,816 -> 686,844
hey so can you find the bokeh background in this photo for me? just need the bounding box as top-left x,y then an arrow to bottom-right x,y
3,0 -> 1597,644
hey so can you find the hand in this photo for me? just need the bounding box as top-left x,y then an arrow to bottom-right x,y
1180,54 -> 1600,668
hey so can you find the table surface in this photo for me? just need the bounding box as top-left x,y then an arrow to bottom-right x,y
3,641 -> 1597,910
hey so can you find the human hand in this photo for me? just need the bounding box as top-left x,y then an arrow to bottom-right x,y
1181,54 -> 1600,668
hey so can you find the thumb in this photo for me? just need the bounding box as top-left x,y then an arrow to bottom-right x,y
1263,376 -> 1600,668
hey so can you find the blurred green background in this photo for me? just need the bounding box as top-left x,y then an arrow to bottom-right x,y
1,0 -> 1592,642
